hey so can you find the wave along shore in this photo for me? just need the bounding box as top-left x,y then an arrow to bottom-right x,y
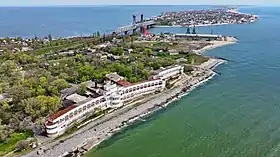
25,56 -> 228,157
24,61 -> 223,157
23,39 -> 233,157
81,60 -> 223,157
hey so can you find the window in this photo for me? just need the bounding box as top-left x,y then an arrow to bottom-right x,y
87,104 -> 91,109
78,108 -> 82,113
101,98 -> 106,102
59,118 -> 64,123
69,112 -> 74,118
83,106 -> 86,111
65,115 -> 69,121
74,110 -> 78,115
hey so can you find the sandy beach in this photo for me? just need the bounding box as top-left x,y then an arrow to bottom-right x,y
194,37 -> 237,54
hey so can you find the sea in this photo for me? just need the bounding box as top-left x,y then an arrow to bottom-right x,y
1,5 -> 280,157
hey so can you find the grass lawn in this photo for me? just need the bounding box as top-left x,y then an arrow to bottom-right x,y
0,130 -> 33,156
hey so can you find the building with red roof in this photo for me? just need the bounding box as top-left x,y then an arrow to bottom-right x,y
45,65 -> 184,137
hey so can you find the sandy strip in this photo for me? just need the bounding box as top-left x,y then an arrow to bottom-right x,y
194,38 -> 237,55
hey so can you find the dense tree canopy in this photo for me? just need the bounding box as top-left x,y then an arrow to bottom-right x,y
0,34 -> 209,147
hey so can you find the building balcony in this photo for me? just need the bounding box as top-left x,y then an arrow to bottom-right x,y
112,99 -> 121,104
46,127 -> 60,135
46,131 -> 59,137
45,120 -> 58,129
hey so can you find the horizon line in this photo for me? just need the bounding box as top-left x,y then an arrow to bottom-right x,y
0,4 -> 277,7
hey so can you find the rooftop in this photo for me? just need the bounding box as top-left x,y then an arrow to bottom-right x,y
61,86 -> 78,98
66,93 -> 88,103
76,97 -> 94,106
116,78 -> 161,87
154,65 -> 182,74
116,80 -> 132,87
48,105 -> 77,122
106,72 -> 124,82
176,58 -> 188,63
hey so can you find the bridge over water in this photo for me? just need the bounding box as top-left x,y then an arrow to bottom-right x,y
114,14 -> 156,34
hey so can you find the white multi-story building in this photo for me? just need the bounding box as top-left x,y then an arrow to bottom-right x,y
45,65 -> 184,137
153,65 -> 184,81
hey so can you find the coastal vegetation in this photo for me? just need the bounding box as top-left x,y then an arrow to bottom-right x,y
0,130 -> 34,156
0,32 -> 210,155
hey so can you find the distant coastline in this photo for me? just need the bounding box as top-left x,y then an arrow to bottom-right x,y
1,6 -> 242,157
153,8 -> 258,28
152,23 -> 231,28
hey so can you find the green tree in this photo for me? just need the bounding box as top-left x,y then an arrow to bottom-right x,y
78,65 -> 95,82
0,60 -> 17,76
7,84 -> 32,104
110,47 -> 124,56
0,120 -> 11,141
39,77 -> 48,88
144,48 -> 153,56
77,82 -> 87,95
21,96 -> 61,121
51,79 -> 69,92
36,85 -> 46,96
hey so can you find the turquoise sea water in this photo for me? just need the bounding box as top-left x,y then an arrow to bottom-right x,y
86,7 -> 280,157
1,5 -> 280,157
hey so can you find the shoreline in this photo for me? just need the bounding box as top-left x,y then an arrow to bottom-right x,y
152,20 -> 257,28
152,23 -> 232,28
23,62 -> 224,157
81,64 -> 220,157
69,62 -> 224,157
23,47 -> 228,157
195,38 -> 237,55
153,8 -> 258,29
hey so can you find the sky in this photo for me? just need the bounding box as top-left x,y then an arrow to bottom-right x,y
0,0 -> 279,6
